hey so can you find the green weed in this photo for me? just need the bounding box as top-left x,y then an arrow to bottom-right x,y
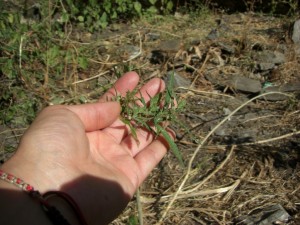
115,72 -> 185,166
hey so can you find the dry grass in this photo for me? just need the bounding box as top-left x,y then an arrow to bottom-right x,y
109,12 -> 300,225
1,7 -> 300,225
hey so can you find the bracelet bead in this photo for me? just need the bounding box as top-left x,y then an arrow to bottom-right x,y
0,168 -> 88,225
0,169 -> 34,192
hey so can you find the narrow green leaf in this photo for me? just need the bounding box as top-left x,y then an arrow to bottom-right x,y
121,117 -> 139,145
157,125 -> 184,167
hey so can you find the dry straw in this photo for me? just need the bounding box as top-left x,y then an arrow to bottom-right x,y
158,91 -> 296,223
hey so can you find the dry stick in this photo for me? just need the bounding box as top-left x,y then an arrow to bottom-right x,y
136,188 -> 144,225
222,169 -> 248,202
158,91 -> 293,223
146,126 -> 300,203
194,129 -> 300,150
177,87 -> 234,98
241,130 -> 300,145
89,58 -> 117,65
159,182 -> 240,202
72,70 -> 110,85
140,183 -> 240,204
19,36 -> 24,69
182,145 -> 235,194
190,50 -> 211,87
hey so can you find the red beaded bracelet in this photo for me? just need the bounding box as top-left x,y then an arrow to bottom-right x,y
0,169 -> 88,225
0,169 -> 34,191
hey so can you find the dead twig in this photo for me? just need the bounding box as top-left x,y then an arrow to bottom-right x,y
72,70 -> 110,84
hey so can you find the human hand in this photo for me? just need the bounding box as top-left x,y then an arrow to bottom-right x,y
1,72 -> 173,225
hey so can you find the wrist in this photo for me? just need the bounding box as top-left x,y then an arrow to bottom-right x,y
0,168 -> 84,225
0,178 -> 52,225
0,148 -> 61,193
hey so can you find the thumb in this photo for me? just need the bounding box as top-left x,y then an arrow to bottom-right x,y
66,101 -> 121,131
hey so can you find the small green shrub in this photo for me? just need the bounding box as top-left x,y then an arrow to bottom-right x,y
64,0 -> 175,31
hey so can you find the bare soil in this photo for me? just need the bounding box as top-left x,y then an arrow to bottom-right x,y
105,12 -> 300,225
1,8 -> 300,225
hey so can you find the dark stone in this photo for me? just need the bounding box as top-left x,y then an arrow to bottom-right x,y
253,50 -> 286,71
228,75 -> 262,93
145,33 -> 160,41
260,82 -> 300,101
158,39 -> 182,53
206,74 -> 262,93
255,50 -> 286,64
217,42 -> 236,54
207,29 -> 219,40
166,71 -> 191,89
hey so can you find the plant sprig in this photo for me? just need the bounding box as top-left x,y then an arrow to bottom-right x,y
115,73 -> 185,166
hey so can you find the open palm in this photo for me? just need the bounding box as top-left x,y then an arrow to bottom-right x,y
3,72 -> 171,225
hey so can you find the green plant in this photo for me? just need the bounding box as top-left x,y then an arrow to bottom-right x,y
115,73 -> 185,166
64,0 -> 144,31
63,0 -> 175,31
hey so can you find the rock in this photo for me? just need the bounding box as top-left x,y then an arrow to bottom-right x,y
258,62 -> 275,71
228,75 -> 261,93
145,32 -> 160,41
217,42 -> 236,54
207,29 -> 219,40
117,44 -> 140,61
292,19 -> 300,43
206,74 -> 261,93
235,204 -> 291,225
260,86 -> 288,101
223,107 -> 232,116
166,71 -> 191,89
158,39 -> 183,53
215,127 -> 227,136
229,75 -> 262,93
253,50 -> 286,71
260,82 -> 300,101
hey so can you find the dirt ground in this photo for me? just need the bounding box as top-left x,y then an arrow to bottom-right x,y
1,6 -> 300,225
103,12 -> 300,225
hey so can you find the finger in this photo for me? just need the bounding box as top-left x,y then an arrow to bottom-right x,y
133,136 -> 170,186
99,71 -> 140,102
66,102 -> 121,132
120,127 -> 155,156
135,78 -> 165,106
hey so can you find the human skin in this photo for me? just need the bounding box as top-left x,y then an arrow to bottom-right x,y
0,72 -> 173,225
